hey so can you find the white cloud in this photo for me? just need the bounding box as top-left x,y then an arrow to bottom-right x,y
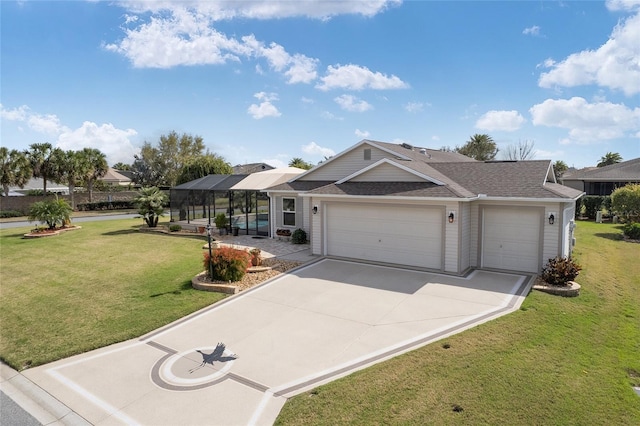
538,12 -> 640,95
475,110 -> 526,132
355,129 -> 370,138
606,0 -> 640,12
247,92 -> 281,119
301,97 -> 314,104
334,94 -> 373,112
302,141 -> 335,158
317,64 -> 409,91
57,122 -> 139,166
1,103 -> 138,165
321,111 -> 343,120
529,97 -> 640,142
120,0 -> 401,20
404,102 -> 424,113
535,149 -> 565,159
0,104 -> 29,121
522,25 -> 541,36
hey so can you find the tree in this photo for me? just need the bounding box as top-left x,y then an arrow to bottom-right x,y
289,157 -> 314,170
79,148 -> 108,203
502,140 -> 536,160
51,149 -> 89,209
112,162 -> 131,171
597,152 -> 623,167
28,196 -> 73,229
455,134 -> 498,161
134,131 -> 206,187
553,160 -> 568,181
26,142 -> 56,193
134,186 -> 168,228
0,147 -> 32,196
611,183 -> 640,222
176,154 -> 233,185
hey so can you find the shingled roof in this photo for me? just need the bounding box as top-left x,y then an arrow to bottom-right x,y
562,158 -> 640,181
266,141 -> 584,200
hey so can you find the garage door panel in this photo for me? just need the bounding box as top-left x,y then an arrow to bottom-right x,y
326,204 -> 442,269
482,209 -> 540,273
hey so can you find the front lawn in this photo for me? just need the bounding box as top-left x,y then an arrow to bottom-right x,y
0,218 -> 224,370
276,221 -> 640,425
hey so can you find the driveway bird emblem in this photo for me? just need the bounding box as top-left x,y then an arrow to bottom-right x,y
189,343 -> 237,374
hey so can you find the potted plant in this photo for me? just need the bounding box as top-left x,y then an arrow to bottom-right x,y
214,213 -> 228,235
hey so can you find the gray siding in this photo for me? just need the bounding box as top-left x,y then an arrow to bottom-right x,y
299,144 -> 390,181
350,163 -> 425,182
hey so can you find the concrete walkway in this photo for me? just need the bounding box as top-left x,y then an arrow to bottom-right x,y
6,259 -> 532,425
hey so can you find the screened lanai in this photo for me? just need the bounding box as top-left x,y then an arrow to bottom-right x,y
170,167 -> 305,236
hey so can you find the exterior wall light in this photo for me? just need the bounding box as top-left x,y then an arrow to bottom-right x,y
448,211 -> 455,223
548,213 -> 555,225
312,205 -> 318,214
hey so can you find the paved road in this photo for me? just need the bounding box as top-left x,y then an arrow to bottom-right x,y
1,390 -> 41,426
0,213 -> 141,230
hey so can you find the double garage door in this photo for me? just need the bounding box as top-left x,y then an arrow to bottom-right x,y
326,203 -> 443,269
482,208 -> 541,273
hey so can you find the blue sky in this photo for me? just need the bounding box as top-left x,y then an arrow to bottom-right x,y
1,0 -> 639,169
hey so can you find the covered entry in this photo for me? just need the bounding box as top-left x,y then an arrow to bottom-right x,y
325,203 -> 443,269
482,207 -> 541,273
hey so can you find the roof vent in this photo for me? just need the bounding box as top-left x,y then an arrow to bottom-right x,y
419,148 -> 427,155
400,143 -> 414,150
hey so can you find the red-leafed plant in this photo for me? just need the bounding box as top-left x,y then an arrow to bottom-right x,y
541,256 -> 581,287
203,246 -> 251,282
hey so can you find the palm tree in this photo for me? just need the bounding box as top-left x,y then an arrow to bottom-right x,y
455,134 -> 498,161
289,157 -> 313,170
134,186 -> 168,228
80,148 -> 108,203
51,149 -> 89,209
597,152 -> 623,167
26,142 -> 55,193
0,147 -> 32,196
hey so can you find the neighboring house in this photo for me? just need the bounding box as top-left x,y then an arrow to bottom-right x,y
232,163 -> 274,174
100,168 -> 132,186
560,158 -> 640,195
266,139 -> 584,274
7,178 -> 69,195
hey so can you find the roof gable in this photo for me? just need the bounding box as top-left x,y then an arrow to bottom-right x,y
337,159 -> 445,185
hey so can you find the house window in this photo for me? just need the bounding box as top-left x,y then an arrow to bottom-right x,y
283,198 -> 296,226
364,148 -> 371,160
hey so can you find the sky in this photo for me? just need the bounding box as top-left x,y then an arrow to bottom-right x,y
1,0 -> 639,170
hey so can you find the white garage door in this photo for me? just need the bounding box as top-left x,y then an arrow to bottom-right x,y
326,203 -> 443,269
482,208 -> 541,273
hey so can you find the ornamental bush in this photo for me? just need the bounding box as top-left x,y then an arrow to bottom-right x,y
291,228 -> 307,244
541,256 -> 581,287
622,222 -> 640,240
203,247 -> 250,282
28,196 -> 73,229
169,224 -> 182,232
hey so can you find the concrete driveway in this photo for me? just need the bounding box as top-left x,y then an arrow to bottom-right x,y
22,259 -> 531,425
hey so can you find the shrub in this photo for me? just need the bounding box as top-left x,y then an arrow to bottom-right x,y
169,224 -> 182,232
541,256 -> 582,287
28,196 -> 73,229
134,187 -> 168,228
214,213 -> 228,230
203,247 -> 250,282
622,222 -> 640,240
611,183 -> 640,222
0,210 -> 24,218
582,196 -> 607,220
291,228 -> 307,244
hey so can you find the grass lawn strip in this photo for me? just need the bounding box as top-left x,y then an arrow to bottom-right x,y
275,221 -> 640,425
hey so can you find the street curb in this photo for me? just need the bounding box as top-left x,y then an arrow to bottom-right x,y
0,362 -> 90,426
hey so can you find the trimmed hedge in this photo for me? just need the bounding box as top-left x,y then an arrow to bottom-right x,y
76,200 -> 136,211
0,210 -> 24,218
203,247 -> 250,282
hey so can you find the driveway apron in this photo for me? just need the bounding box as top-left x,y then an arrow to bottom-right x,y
22,259 -> 531,425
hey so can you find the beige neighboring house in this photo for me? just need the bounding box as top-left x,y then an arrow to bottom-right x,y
100,168 -> 132,186
560,158 -> 640,196
266,139 -> 584,274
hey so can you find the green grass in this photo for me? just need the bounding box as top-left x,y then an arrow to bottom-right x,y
276,221 -> 640,425
0,218 -> 225,370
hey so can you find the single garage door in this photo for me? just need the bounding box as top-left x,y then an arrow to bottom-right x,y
482,208 -> 541,273
326,203 -> 443,269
